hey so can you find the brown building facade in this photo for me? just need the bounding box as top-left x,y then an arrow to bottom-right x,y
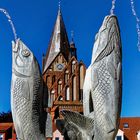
116,117 -> 140,140
0,123 -> 16,140
42,9 -> 86,132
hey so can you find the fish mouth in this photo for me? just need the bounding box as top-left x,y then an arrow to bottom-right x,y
12,39 -> 20,52
104,15 -> 117,27
91,15 -> 119,63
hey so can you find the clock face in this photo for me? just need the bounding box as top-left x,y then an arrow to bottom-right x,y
57,64 -> 64,70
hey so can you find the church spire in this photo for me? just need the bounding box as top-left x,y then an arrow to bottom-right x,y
43,9 -> 70,73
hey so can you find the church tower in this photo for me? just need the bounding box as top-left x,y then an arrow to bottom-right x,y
42,9 -> 86,134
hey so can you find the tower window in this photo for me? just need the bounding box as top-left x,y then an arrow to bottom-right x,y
65,70 -> 69,83
79,65 -> 84,101
51,90 -> 55,105
58,80 -> 62,94
46,76 -> 51,86
72,76 -> 76,101
72,60 -> 76,73
123,123 -> 129,128
52,75 -> 56,85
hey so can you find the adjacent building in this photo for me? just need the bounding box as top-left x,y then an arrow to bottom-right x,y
116,117 -> 140,140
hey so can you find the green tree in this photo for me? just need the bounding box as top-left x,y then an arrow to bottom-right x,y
0,111 -> 13,122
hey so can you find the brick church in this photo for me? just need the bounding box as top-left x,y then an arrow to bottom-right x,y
42,9 -> 86,137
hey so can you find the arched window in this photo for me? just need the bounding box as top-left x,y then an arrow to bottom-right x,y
72,76 -> 76,101
58,80 -> 62,94
51,89 -> 55,106
65,87 -> 70,101
80,65 -> 84,89
65,70 -> 69,83
79,65 -> 85,101
52,75 -> 56,85
72,60 -> 76,73
46,76 -> 51,86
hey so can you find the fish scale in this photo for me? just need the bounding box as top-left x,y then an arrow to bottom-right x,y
93,59 -> 112,140
12,78 -> 35,139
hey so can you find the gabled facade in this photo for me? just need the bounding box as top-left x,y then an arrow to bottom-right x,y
116,117 -> 140,140
42,9 -> 86,132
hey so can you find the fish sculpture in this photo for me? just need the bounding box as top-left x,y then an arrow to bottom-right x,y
11,39 -> 52,140
83,15 -> 122,140
60,15 -> 122,140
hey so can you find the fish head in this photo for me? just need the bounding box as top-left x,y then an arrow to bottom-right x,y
91,15 -> 120,63
12,39 -> 34,77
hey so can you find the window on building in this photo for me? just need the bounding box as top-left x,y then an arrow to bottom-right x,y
79,65 -> 84,101
46,76 -> 51,86
116,136 -> 122,140
123,123 -> 129,128
52,75 -> 56,85
65,70 -> 69,83
55,137 -> 59,140
58,96 -> 63,101
66,87 -> 70,101
72,60 -> 76,73
0,134 -> 3,140
72,76 -> 76,101
51,90 -> 55,105
58,80 -> 62,94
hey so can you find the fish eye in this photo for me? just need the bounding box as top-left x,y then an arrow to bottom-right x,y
21,49 -> 30,57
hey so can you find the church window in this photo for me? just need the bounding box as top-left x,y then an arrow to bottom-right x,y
51,90 -> 55,105
72,76 -> 76,101
52,75 -> 56,85
49,66 -> 53,71
65,87 -> 70,101
72,60 -> 76,73
46,76 -> 51,86
65,70 -> 69,83
79,65 -> 84,100
58,96 -> 63,101
58,80 -> 62,94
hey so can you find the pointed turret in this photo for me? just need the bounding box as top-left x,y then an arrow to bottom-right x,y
43,10 -> 70,73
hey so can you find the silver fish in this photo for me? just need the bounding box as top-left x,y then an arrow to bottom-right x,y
11,39 -> 50,140
83,15 -> 122,140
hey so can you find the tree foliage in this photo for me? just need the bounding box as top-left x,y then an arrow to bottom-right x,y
0,111 -> 13,122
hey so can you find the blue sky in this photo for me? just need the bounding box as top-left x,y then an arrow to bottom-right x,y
0,0 -> 140,117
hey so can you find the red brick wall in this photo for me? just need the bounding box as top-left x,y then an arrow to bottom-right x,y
119,117 -> 140,140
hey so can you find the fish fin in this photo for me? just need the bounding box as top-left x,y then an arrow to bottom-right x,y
61,110 -> 94,133
117,62 -> 121,82
87,111 -> 94,119
94,42 -> 114,62
91,68 -> 99,91
104,113 -> 115,133
83,66 -> 92,116
107,61 -> 117,79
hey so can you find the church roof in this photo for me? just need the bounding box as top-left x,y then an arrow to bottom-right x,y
43,9 -> 70,73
